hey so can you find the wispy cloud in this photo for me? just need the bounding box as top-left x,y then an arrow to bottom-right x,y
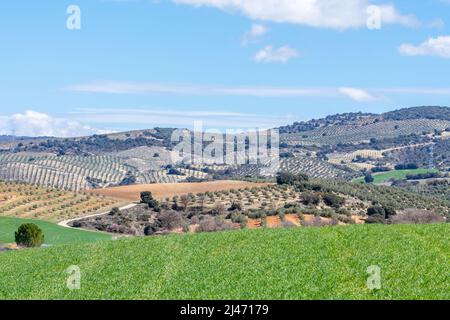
66,81 -> 333,97
66,81 -> 450,102
339,87 -> 377,102
399,36 -> 450,59
69,108 -> 294,129
241,24 -> 268,46
254,45 -> 299,64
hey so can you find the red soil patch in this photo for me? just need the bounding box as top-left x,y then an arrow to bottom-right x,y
284,214 -> 300,226
266,216 -> 281,228
247,219 -> 261,229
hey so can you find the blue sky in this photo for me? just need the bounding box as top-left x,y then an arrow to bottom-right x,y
0,0 -> 450,136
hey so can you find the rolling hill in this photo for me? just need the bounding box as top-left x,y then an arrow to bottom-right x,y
0,106 -> 449,196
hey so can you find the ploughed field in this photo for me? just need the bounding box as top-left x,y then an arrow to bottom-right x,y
0,181 -> 125,222
0,223 -> 448,299
88,180 -> 272,201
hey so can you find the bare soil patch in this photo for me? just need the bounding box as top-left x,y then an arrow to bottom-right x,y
89,181 -> 272,201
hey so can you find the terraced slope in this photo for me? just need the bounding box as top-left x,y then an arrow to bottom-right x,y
0,181 -> 124,222
0,154 -> 135,191
281,119 -> 450,146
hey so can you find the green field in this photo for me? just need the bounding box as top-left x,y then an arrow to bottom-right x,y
354,168 -> 439,184
0,217 -> 111,246
0,223 -> 448,299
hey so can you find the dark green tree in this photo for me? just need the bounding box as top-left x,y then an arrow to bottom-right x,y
15,223 -> 44,248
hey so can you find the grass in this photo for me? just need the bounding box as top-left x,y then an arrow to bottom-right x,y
0,223 -> 448,299
0,217 -> 111,246
354,168 -> 439,184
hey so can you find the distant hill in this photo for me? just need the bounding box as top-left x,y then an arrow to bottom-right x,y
383,106 -> 450,121
0,106 -> 450,191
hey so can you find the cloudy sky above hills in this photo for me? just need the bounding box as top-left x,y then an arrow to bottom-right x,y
0,1 -> 450,136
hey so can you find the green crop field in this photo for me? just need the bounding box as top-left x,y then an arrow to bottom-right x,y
0,217 -> 111,246
354,169 -> 439,184
0,223 -> 448,300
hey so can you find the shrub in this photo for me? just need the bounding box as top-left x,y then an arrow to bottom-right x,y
364,174 -> 374,184
156,211 -> 184,230
390,209 -> 445,224
395,163 -> 418,170
367,205 -> 385,217
197,216 -> 233,233
210,203 -> 226,216
15,223 -> 44,247
276,172 -> 309,185
323,194 -> 345,208
228,201 -> 243,211
247,210 -> 266,219
109,207 -> 120,216
365,214 -> 386,224
231,212 -> 248,225
140,191 -> 153,204
301,193 -> 320,206
144,224 -> 157,236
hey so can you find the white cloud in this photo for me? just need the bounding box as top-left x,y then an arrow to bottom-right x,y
0,110 -> 108,137
254,45 -> 299,63
241,24 -> 268,45
172,0 -> 419,30
399,36 -> 450,58
67,81 -> 450,101
66,81 -> 331,96
69,108 -> 293,129
339,87 -> 376,102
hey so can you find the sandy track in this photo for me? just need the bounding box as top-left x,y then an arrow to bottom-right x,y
58,203 -> 137,228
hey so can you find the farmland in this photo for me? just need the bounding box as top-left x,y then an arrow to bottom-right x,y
0,217 -> 111,246
353,169 -> 439,184
88,180 -> 271,201
0,181 -> 125,222
0,223 -> 448,299
280,119 -> 450,146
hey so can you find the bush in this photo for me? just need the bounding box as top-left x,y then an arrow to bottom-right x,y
367,205 -> 385,217
109,207 -> 120,216
301,193 -> 320,206
140,191 -> 153,204
390,209 -> 445,224
144,224 -> 157,236
395,163 -> 418,170
247,210 -> 266,219
364,174 -> 374,184
156,211 -> 184,230
365,214 -> 386,224
322,194 -> 345,208
197,217 -> 233,233
15,223 -> 44,247
228,201 -> 243,211
276,172 -> 309,185
230,212 -> 248,227
210,203 -> 226,216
